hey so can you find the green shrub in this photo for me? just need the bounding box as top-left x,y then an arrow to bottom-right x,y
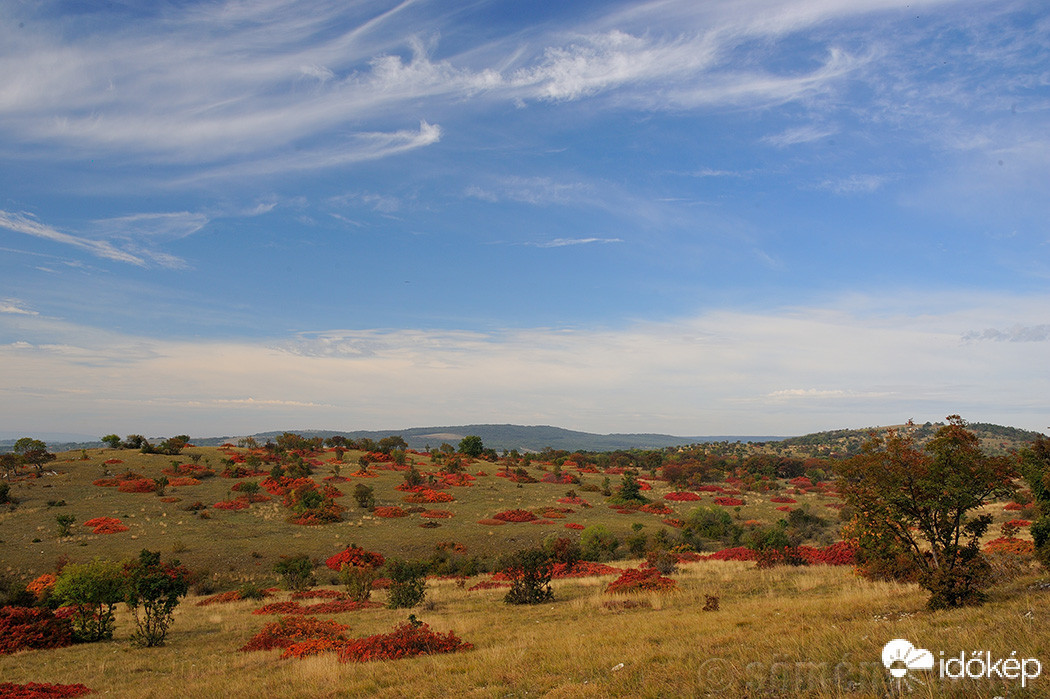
501,547 -> 554,605
340,565 -> 378,602
580,524 -> 619,561
236,581 -> 266,601
353,484 -> 375,509
123,549 -> 191,647
53,558 -> 125,642
273,555 -> 314,592
55,513 -> 76,537
386,559 -> 429,609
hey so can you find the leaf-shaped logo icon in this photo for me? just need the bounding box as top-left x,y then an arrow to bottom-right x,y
882,638 -> 934,678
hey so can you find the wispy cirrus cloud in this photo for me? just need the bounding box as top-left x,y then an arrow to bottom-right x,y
0,0 -> 927,177
815,174 -> 890,194
0,209 -> 207,269
0,299 -> 38,316
465,176 -> 595,206
527,238 -> 623,248
0,210 -> 149,266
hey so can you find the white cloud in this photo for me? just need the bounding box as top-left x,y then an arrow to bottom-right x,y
464,176 -> 595,206
186,121 -> 441,181
963,325 -> 1050,342
0,210 -> 147,266
762,124 -> 837,147
815,174 -> 890,194
0,299 -> 38,316
1,292 -> 1047,436
528,238 -> 623,248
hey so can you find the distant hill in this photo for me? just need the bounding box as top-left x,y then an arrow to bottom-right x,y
7,421 -> 1043,456
246,424 -> 785,453
774,421 -> 1046,457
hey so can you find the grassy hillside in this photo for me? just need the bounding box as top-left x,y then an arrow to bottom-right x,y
1,440 -> 1046,697
1,559 -> 1046,697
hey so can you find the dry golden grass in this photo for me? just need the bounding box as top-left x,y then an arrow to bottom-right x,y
3,561 -> 1049,698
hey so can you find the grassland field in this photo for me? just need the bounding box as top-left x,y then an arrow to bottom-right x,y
1,445 -> 1047,698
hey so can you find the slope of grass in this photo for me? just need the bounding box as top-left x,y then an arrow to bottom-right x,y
2,561 -> 1048,697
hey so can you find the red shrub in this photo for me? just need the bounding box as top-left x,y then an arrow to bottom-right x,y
550,562 -> 623,578
770,496 -> 797,504
0,683 -> 93,698
240,615 -> 349,652
252,601 -> 302,615
83,516 -> 121,528
213,500 -> 250,510
82,517 -> 128,534
663,492 -> 701,501
280,638 -> 345,659
564,522 -> 585,530
797,541 -> 858,566
325,546 -> 385,571
984,537 -> 1035,556
27,574 -> 56,599
713,497 -> 745,507
701,547 -> 757,562
661,518 -> 685,528
0,606 -> 74,654
92,521 -> 129,534
639,503 -> 674,515
337,621 -> 473,663
420,510 -> 454,519
605,568 -> 677,594
1004,502 -> 1026,511
402,490 -> 455,504
103,459 -> 124,465
373,506 -> 408,518
492,509 -> 538,523
696,485 -> 725,493
291,589 -> 346,600
557,496 -> 591,507
440,473 -> 476,487
117,478 -> 156,493
1006,519 -> 1032,528
168,477 -> 202,487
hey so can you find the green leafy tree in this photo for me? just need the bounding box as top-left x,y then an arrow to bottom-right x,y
273,555 -> 314,592
608,471 -> 649,505
122,549 -> 191,646
386,559 -> 429,609
13,437 -> 55,474
458,435 -> 484,458
1020,435 -> 1050,567
501,547 -> 554,605
836,417 -> 1015,609
53,558 -> 126,642
101,434 -> 122,449
378,435 -> 408,454
353,483 -> 375,510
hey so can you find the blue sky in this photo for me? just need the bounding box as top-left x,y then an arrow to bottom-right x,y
1,0 -> 1048,439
